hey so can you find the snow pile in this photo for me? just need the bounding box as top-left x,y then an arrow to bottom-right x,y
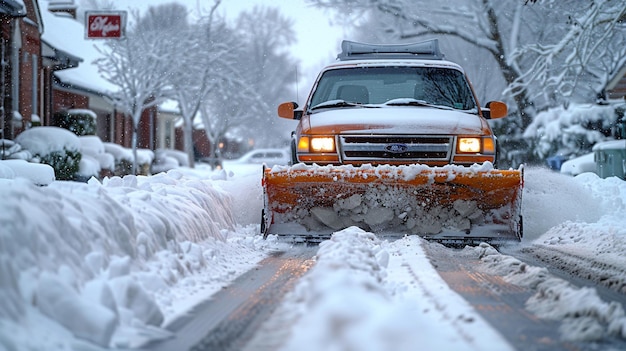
527,171 -> 626,291
271,160 -> 498,179
78,135 -> 115,177
473,168 -> 626,342
521,167 -> 603,238
1,157 -> 626,350
278,227 -> 513,351
103,142 -> 154,166
0,139 -> 32,160
0,159 -> 55,185
474,244 -> 626,341
152,148 -> 190,174
0,169 -> 244,348
302,187 -> 485,234
14,126 -> 80,156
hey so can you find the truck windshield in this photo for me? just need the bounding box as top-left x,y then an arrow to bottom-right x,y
309,66 -> 477,111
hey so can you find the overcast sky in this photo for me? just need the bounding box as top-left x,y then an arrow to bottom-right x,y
112,0 -> 346,74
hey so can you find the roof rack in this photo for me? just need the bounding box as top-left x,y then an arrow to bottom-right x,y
337,39 -> 444,61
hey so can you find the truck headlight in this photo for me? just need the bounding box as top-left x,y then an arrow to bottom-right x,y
457,137 -> 481,153
310,137 -> 335,152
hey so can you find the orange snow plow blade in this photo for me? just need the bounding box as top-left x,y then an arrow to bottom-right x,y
261,164 -> 523,245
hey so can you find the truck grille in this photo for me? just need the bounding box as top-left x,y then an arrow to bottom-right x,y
339,135 -> 452,162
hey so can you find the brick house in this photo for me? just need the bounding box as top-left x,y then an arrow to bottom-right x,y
0,0 -> 43,140
42,0 -> 149,149
1,0 -> 157,151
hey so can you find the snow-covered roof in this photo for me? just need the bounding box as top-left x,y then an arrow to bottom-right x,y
39,0 -> 119,95
592,139 -> 626,151
47,0 -> 77,11
0,0 -> 26,16
158,99 -> 181,114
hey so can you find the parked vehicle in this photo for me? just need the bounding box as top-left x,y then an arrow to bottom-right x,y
231,148 -> 290,168
560,153 -> 596,177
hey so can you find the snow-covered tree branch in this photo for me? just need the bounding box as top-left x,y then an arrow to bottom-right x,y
95,8 -> 175,174
508,0 -> 626,106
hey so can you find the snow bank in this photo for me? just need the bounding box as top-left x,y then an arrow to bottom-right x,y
0,169 -> 237,348
104,142 -> 133,162
152,148 -> 190,174
474,243 -> 626,341
473,169 -> 626,342
521,167 -> 603,239
527,171 -> 626,293
278,227 -> 513,351
103,142 -> 155,165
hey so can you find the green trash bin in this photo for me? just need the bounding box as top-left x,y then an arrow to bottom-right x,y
593,140 -> 626,180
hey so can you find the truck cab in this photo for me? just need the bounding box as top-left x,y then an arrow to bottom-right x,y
278,39 -> 508,167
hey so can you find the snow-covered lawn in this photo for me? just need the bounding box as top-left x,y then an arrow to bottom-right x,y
1,159 -> 625,350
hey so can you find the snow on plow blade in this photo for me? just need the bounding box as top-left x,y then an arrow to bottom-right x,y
262,163 -> 523,245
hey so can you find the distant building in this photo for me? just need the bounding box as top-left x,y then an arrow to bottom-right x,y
0,0 -> 41,140
606,64 -> 626,101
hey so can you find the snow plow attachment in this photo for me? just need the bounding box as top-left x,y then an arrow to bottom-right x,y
261,163 -> 523,245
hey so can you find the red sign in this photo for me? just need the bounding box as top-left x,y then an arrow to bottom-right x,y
86,12 -> 125,39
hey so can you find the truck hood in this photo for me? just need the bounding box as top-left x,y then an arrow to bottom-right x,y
302,106 -> 487,135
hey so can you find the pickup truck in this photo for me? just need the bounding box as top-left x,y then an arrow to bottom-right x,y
263,39 -> 522,245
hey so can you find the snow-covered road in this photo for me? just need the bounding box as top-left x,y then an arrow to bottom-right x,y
1,162 -> 626,350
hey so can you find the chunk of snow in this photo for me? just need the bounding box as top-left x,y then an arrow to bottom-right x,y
0,159 -> 55,185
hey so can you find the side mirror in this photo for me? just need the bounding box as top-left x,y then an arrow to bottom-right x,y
278,102 -> 303,120
482,101 -> 507,119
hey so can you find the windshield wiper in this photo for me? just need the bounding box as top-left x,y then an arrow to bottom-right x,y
384,98 -> 450,109
310,99 -> 379,111
383,98 -> 477,113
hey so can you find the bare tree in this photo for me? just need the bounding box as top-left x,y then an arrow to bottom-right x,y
190,7 -> 262,163
194,5 -> 301,160
199,79 -> 259,162
161,1 -> 227,168
234,6 -> 300,148
94,9 -> 174,174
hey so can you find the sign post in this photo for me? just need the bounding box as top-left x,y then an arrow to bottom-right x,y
85,11 -> 126,39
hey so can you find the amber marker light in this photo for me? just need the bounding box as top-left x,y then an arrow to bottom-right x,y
483,137 -> 495,154
297,137 -> 310,153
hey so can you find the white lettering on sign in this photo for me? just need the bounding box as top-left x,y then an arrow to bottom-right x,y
90,16 -> 120,36
86,12 -> 125,39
